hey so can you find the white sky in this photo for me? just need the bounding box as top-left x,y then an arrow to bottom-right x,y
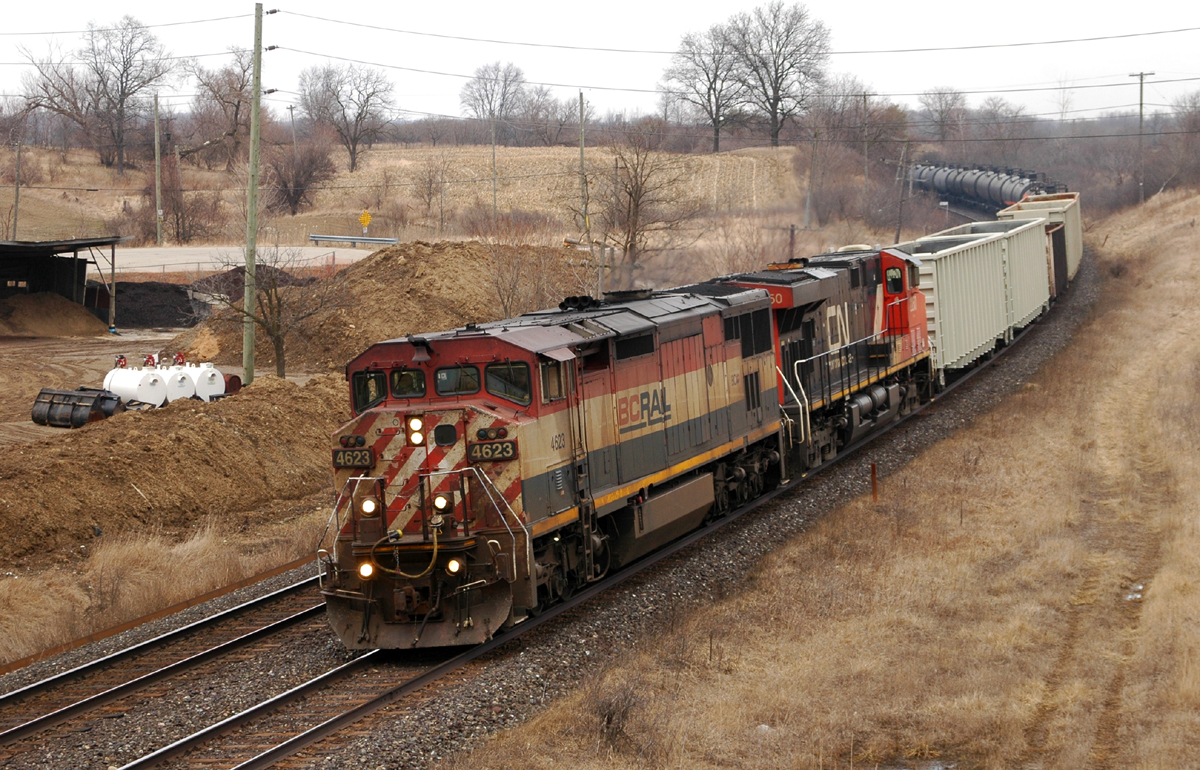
2,1 -> 1198,130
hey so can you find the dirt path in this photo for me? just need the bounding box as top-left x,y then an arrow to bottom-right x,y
0,332 -> 181,428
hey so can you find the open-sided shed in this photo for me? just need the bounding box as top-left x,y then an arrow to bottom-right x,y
0,236 -> 130,329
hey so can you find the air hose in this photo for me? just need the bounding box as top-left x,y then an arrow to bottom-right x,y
368,526 -> 439,579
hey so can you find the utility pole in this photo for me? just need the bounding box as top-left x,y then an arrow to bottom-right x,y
804,131 -> 818,230
10,140 -> 19,239
579,92 -> 588,242
490,114 -> 498,232
154,94 -> 163,246
1130,71 -> 1155,204
862,93 -> 869,194
243,3 -> 266,385
894,140 -> 909,244
287,104 -> 297,155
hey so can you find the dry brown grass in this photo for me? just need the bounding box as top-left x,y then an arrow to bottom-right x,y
0,503 -> 328,665
436,193 -> 1200,769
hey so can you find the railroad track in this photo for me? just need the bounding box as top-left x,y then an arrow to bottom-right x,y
0,578 -> 325,764
0,308 -> 1048,770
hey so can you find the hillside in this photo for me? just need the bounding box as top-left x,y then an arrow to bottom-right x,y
172,240 -> 588,372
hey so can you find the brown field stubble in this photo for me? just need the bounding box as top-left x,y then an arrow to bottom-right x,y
437,193 -> 1200,768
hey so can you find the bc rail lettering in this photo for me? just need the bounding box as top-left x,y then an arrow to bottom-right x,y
617,387 -> 671,434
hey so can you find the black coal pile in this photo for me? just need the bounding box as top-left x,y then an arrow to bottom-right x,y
104,282 -> 196,329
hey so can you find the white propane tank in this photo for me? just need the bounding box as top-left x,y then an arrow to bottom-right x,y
161,366 -> 197,402
183,362 -> 226,402
103,367 -> 169,407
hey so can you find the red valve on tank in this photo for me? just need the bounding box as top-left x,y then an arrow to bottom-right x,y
115,355 -> 127,368
173,352 -> 186,366
143,354 -> 157,367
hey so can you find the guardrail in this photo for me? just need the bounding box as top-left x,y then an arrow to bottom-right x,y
309,234 -> 398,247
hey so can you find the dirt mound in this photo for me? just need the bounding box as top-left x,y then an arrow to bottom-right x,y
0,293 -> 109,337
0,374 -> 351,565
174,240 -> 577,371
110,281 -> 196,329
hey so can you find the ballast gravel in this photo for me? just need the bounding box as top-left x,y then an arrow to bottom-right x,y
0,256 -> 1101,770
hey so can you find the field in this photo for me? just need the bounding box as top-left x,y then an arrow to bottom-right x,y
430,191 -> 1200,768
1,143 -> 803,245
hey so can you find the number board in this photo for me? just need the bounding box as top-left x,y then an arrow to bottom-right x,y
332,448 -> 374,468
467,440 -> 517,462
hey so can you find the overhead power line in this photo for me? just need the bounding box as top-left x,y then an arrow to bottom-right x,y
0,14 -> 253,37
277,47 -> 1200,101
277,12 -> 1200,58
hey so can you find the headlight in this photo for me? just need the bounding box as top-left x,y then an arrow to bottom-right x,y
358,561 -> 375,579
446,558 -> 463,575
408,416 -> 424,432
410,431 -> 424,445
359,498 -> 379,515
433,494 -> 450,511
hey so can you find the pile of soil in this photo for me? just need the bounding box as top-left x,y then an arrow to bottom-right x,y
109,282 -> 196,329
173,240 -> 575,371
0,293 -> 109,337
0,374 -> 350,564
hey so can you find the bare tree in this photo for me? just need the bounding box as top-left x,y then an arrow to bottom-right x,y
727,1 -> 830,147
976,96 -> 1026,165
184,48 -> 254,171
263,140 -> 338,215
413,153 -> 451,227
584,119 -> 702,288
663,24 -> 745,152
919,87 -> 967,143
299,63 -> 394,172
191,248 -> 350,377
22,16 -> 174,174
461,61 -> 527,144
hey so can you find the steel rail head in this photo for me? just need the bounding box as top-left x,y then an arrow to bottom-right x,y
0,576 -> 319,708
0,605 -> 325,747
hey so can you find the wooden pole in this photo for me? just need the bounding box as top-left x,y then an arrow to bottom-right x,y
243,3 -> 264,385
154,94 -> 163,246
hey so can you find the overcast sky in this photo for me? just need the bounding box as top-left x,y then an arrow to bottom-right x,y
3,1 -> 1198,133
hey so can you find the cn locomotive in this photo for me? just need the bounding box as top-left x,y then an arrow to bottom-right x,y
319,192 -> 1081,650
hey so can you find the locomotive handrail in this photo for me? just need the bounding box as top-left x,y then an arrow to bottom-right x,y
421,466 -> 533,581
776,366 -> 809,447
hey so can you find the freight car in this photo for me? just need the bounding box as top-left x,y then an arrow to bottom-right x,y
319,244 -> 934,649
909,164 -> 1067,213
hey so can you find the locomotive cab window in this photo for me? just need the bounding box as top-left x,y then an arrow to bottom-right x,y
886,267 -> 904,294
352,371 -> 387,412
435,365 -> 480,396
389,368 -> 426,398
485,362 -> 532,406
909,264 -> 920,288
541,361 -> 564,402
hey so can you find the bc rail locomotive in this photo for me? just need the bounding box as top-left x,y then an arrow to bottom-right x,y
319,193 -> 1081,650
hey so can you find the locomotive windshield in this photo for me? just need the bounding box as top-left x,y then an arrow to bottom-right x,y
485,362 -> 532,406
435,365 -> 481,395
390,368 -> 426,398
352,371 -> 386,412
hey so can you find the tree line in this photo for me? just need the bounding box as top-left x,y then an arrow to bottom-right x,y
2,5 -> 1199,223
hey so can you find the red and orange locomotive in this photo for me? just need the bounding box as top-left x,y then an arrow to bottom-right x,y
320,246 -> 929,649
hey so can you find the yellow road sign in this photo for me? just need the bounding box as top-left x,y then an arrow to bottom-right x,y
359,210 -> 372,228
